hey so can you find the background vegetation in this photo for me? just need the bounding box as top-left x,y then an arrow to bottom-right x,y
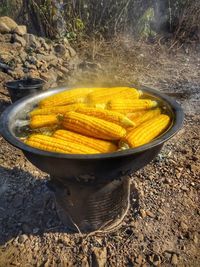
0,0 -> 199,42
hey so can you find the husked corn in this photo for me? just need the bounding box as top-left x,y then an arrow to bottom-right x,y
75,106 -> 135,128
30,115 -> 60,129
87,87 -> 142,103
30,103 -> 87,117
63,111 -> 126,140
53,129 -> 117,153
125,114 -> 170,148
126,111 -> 147,120
133,108 -> 161,126
39,88 -> 94,107
26,134 -> 100,154
108,99 -> 157,113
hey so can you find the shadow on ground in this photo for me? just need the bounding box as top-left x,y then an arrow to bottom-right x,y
0,166 -> 139,246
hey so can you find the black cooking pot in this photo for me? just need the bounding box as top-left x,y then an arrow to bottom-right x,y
5,77 -> 45,103
0,86 -> 184,182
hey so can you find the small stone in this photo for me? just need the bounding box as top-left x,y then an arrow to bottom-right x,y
54,44 -> 66,56
57,65 -> 69,75
24,33 -> 40,48
13,33 -> 26,47
92,247 -> 107,267
14,25 -> 27,36
18,234 -> 28,243
180,221 -> 188,232
0,22 -> 11,33
193,233 -> 198,244
140,209 -> 146,218
0,16 -> 18,31
146,210 -> 155,218
171,254 -> 178,265
67,46 -> 76,57
181,185 -> 188,191
82,256 -> 89,267
135,255 -> 144,265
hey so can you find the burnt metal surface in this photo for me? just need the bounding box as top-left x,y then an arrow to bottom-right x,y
49,176 -> 131,232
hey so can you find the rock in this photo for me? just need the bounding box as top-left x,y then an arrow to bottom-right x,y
92,247 -> 107,267
0,22 -> 11,34
57,65 -> 69,75
67,46 -> 76,57
37,54 -> 58,65
24,34 -> 40,48
40,71 -> 57,84
54,44 -> 66,56
180,221 -> 188,232
140,209 -> 146,218
20,51 -> 27,62
135,255 -> 144,265
0,33 -> 12,42
13,33 -> 26,47
0,16 -> 18,31
18,234 -> 28,243
82,256 -> 90,267
171,254 -> 178,265
146,210 -> 155,218
14,25 -> 27,36
193,233 -> 198,244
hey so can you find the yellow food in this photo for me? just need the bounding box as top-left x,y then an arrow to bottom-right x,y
30,115 -> 60,129
53,129 -> 117,153
30,103 -> 87,117
126,111 -> 147,120
39,88 -> 94,107
25,134 -> 100,154
108,99 -> 157,113
75,106 -> 135,128
133,108 -> 161,126
125,114 -> 170,148
87,87 -> 142,104
62,111 -> 126,140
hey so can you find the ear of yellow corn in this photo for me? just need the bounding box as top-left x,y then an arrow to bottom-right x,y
53,129 -> 117,153
30,115 -> 61,129
75,106 -> 135,128
125,114 -> 170,148
133,108 -> 161,126
126,111 -> 147,120
30,103 -> 87,117
108,99 -> 157,113
25,134 -> 100,154
87,87 -> 142,104
39,88 -> 94,107
62,111 -> 126,140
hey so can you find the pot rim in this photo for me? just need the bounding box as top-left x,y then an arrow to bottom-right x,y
0,85 -> 184,160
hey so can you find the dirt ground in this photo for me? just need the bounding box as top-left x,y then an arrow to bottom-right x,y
0,37 -> 199,267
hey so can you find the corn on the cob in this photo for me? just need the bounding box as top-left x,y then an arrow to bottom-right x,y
25,134 -> 100,154
87,87 -> 142,104
75,106 -> 135,128
30,115 -> 61,129
133,108 -> 161,126
39,88 -> 94,107
125,114 -> 170,148
53,129 -> 117,153
30,103 -> 87,117
63,111 -> 126,140
126,111 -> 147,120
108,99 -> 157,114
